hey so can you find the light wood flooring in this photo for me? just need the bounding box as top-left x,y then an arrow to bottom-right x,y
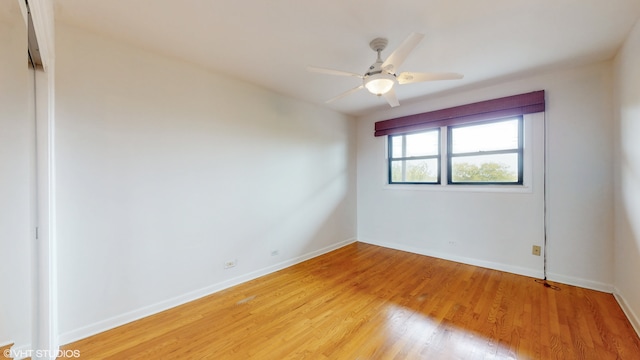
1,344 -> 13,359
60,242 -> 640,359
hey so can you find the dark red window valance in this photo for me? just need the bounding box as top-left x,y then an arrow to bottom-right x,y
374,90 -> 545,136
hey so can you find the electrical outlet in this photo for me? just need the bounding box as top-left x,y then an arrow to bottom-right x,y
532,245 -> 541,256
224,259 -> 237,269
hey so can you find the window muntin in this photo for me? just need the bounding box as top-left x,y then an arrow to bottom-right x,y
388,129 -> 440,184
448,117 -> 523,185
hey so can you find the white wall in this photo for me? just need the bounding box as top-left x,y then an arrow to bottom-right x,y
55,23 -> 357,343
0,0 -> 33,350
613,17 -> 640,333
357,62 -> 615,291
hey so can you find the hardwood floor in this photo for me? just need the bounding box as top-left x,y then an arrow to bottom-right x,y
60,243 -> 640,359
1,344 -> 13,359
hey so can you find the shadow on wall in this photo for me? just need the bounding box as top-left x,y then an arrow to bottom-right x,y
616,151 -> 640,331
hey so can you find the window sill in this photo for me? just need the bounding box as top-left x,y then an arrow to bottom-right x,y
383,183 -> 533,194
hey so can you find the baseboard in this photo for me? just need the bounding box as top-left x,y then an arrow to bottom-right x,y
58,238 -> 356,346
546,272 -> 613,293
359,239 -> 544,280
613,287 -> 640,338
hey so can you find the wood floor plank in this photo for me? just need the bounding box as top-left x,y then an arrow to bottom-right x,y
60,243 -> 640,359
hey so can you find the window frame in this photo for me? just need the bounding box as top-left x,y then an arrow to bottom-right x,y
387,128 -> 441,185
446,116 -> 524,185
388,112 -> 532,188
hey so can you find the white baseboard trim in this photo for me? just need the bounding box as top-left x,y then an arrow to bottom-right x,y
613,287 -> 640,338
58,238 -> 356,346
359,238 -> 544,280
546,272 -> 613,293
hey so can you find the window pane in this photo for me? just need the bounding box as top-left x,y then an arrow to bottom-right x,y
451,119 -> 519,154
390,135 -> 404,158
389,130 -> 439,159
391,158 -> 438,183
451,154 -> 518,183
405,131 -> 439,157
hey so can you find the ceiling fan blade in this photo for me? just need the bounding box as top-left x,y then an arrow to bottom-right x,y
383,88 -> 400,107
382,33 -> 425,73
326,85 -> 364,103
307,66 -> 363,78
397,72 -> 464,84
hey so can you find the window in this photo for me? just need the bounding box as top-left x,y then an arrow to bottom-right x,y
448,117 -> 523,184
388,129 -> 440,184
374,91 -> 544,187
386,117 -> 523,185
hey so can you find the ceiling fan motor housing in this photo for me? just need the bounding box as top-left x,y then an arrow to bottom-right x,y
364,38 -> 397,95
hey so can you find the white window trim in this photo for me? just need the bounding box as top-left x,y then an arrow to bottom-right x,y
382,112 -> 543,193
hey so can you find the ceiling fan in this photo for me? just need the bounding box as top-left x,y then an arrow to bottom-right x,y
308,33 -> 463,107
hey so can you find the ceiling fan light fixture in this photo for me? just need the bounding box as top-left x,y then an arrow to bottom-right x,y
364,73 -> 396,95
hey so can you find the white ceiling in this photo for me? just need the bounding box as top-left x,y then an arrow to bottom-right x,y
55,0 -> 640,117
